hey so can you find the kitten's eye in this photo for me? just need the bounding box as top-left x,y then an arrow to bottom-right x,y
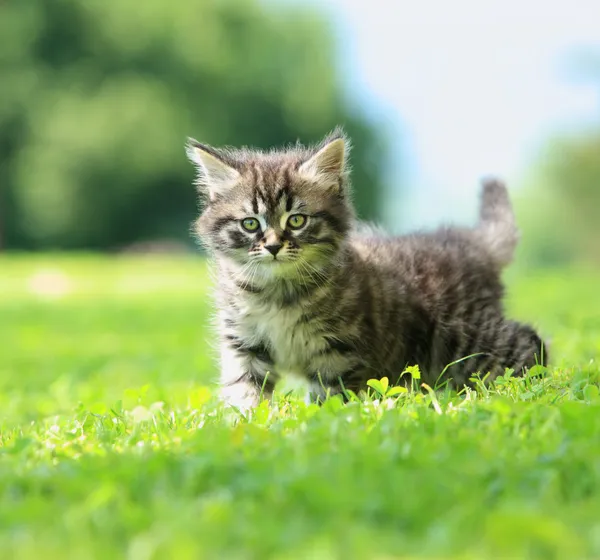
241,218 -> 260,232
287,214 -> 307,230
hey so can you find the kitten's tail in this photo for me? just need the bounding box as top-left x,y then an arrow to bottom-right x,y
476,178 -> 519,268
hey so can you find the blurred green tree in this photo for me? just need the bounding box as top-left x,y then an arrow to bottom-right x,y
0,0 -> 390,250
516,49 -> 600,267
518,131 -> 600,267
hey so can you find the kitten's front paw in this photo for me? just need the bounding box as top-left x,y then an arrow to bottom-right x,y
220,381 -> 261,413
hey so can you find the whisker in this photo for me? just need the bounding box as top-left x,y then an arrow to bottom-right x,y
299,259 -> 329,289
297,259 -> 322,292
295,261 -> 312,294
238,259 -> 259,292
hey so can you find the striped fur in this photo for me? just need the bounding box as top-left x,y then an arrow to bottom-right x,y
186,130 -> 547,409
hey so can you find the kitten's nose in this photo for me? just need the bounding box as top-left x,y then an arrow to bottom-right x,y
264,242 -> 283,256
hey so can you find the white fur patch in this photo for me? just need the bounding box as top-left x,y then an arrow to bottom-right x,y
236,300 -> 321,373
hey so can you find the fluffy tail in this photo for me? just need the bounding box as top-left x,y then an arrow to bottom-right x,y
476,178 -> 519,268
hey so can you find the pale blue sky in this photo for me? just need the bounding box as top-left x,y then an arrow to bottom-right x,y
320,0 -> 600,230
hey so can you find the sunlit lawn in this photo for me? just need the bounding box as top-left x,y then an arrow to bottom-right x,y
1,254 -> 599,559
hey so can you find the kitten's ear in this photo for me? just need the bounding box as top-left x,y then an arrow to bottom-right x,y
186,138 -> 240,199
299,132 -> 349,189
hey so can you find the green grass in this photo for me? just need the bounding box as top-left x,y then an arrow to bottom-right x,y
1,255 -> 600,559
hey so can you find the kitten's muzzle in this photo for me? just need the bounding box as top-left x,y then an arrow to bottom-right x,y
264,242 -> 283,256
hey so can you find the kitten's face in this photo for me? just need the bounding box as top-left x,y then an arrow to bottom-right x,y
187,131 -> 354,280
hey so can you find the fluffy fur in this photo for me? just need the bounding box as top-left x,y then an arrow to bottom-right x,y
186,129 -> 547,409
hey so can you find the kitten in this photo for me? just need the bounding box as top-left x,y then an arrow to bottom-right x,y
186,129 -> 547,409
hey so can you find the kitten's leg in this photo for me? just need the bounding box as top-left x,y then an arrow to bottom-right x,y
219,344 -> 273,412
500,320 -> 548,375
460,320 -> 548,384
306,379 -> 341,404
310,367 -> 371,403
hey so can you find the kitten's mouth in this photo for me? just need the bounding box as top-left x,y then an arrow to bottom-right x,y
257,257 -> 299,276
259,253 -> 296,264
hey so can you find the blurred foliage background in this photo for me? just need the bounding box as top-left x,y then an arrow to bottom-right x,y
1,0 -> 598,268
0,0 -> 387,251
517,126 -> 600,267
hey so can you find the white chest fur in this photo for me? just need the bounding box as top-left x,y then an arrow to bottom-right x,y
234,297 -> 327,376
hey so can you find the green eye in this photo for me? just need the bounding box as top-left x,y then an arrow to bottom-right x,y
287,214 -> 307,230
241,218 -> 260,232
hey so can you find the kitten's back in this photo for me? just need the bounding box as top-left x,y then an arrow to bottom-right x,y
352,179 -> 518,273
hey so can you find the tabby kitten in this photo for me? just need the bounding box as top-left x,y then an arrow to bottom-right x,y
186,129 -> 547,409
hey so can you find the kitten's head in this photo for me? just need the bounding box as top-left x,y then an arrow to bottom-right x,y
186,129 -> 354,279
